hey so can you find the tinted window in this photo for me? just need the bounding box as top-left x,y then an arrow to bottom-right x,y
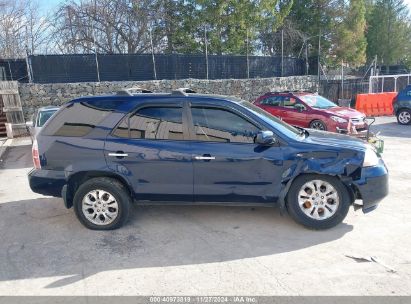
42,102 -> 110,137
37,110 -> 57,127
261,96 -> 281,106
113,107 -> 185,140
191,107 -> 259,143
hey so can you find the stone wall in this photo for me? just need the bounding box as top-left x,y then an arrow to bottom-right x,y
18,76 -> 318,117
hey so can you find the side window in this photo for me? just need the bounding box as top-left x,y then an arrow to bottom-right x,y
283,96 -> 297,108
191,107 -> 260,144
113,107 -> 185,140
42,102 -> 110,137
261,96 -> 281,106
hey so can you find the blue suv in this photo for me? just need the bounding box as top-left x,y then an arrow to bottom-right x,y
28,88 -> 389,230
393,84 -> 411,125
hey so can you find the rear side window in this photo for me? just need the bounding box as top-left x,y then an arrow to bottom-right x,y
113,107 -> 185,140
261,96 -> 281,106
42,102 -> 111,137
191,107 -> 259,143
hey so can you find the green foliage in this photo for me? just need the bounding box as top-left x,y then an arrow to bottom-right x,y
334,0 -> 367,66
366,0 -> 411,66
163,0 -> 293,55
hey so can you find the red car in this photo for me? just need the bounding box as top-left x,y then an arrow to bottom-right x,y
253,91 -> 368,134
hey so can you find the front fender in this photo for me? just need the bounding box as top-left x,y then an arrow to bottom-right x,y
277,149 -> 363,213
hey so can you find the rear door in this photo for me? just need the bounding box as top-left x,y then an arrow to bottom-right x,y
257,96 -> 283,118
104,101 -> 193,202
188,103 -> 284,203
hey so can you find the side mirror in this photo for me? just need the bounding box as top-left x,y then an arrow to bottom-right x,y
26,121 -> 33,128
295,104 -> 305,112
255,130 -> 277,145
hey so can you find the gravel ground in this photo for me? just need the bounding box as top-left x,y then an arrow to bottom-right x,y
0,116 -> 410,296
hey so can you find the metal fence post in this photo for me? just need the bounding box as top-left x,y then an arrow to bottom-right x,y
149,26 -> 157,80
204,25 -> 209,80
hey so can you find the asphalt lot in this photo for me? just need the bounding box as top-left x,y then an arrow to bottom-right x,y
0,116 -> 410,296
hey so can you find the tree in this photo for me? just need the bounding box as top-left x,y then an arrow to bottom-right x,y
285,0 -> 342,59
166,0 -> 293,55
0,0 -> 50,58
366,0 -> 411,66
51,0 -> 166,54
334,0 -> 367,66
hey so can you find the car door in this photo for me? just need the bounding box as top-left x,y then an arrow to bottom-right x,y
257,96 -> 283,117
188,104 -> 284,203
281,96 -> 307,127
104,102 -> 193,202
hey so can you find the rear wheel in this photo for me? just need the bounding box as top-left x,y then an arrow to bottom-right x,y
397,109 -> 411,125
73,177 -> 130,230
309,120 -> 327,131
286,174 -> 351,229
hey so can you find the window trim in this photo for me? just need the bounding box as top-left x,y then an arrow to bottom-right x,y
187,104 -> 262,144
110,102 -> 190,141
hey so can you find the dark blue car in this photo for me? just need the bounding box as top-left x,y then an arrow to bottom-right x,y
393,84 -> 411,125
28,88 -> 389,230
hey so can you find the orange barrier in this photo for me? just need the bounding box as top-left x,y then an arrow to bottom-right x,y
355,92 -> 396,116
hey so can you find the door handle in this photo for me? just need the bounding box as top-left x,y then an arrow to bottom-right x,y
108,152 -> 128,158
194,155 -> 216,160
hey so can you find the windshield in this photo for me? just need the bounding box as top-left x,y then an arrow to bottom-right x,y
37,110 -> 57,127
238,100 -> 302,138
299,94 -> 337,109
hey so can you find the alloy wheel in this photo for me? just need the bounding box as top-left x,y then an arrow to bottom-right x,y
297,179 -> 340,220
398,111 -> 411,124
310,121 -> 326,130
82,189 -> 119,225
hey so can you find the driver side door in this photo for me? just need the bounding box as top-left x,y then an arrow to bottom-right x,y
188,105 -> 284,204
281,96 -> 307,127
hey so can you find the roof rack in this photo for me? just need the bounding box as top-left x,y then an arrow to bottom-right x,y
171,87 -> 196,96
116,87 -> 153,96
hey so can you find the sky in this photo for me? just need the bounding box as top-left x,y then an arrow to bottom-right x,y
39,0 -> 411,14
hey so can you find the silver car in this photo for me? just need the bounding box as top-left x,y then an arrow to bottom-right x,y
27,106 -> 60,138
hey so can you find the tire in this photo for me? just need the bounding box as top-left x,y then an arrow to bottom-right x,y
309,120 -> 327,131
397,109 -> 411,125
73,177 -> 131,230
286,174 -> 351,230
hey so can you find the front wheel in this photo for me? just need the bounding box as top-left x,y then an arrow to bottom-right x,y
286,174 -> 351,229
397,109 -> 411,125
73,177 -> 131,230
309,120 -> 327,131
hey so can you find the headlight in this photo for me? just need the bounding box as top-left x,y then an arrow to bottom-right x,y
363,146 -> 379,167
330,116 -> 348,123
